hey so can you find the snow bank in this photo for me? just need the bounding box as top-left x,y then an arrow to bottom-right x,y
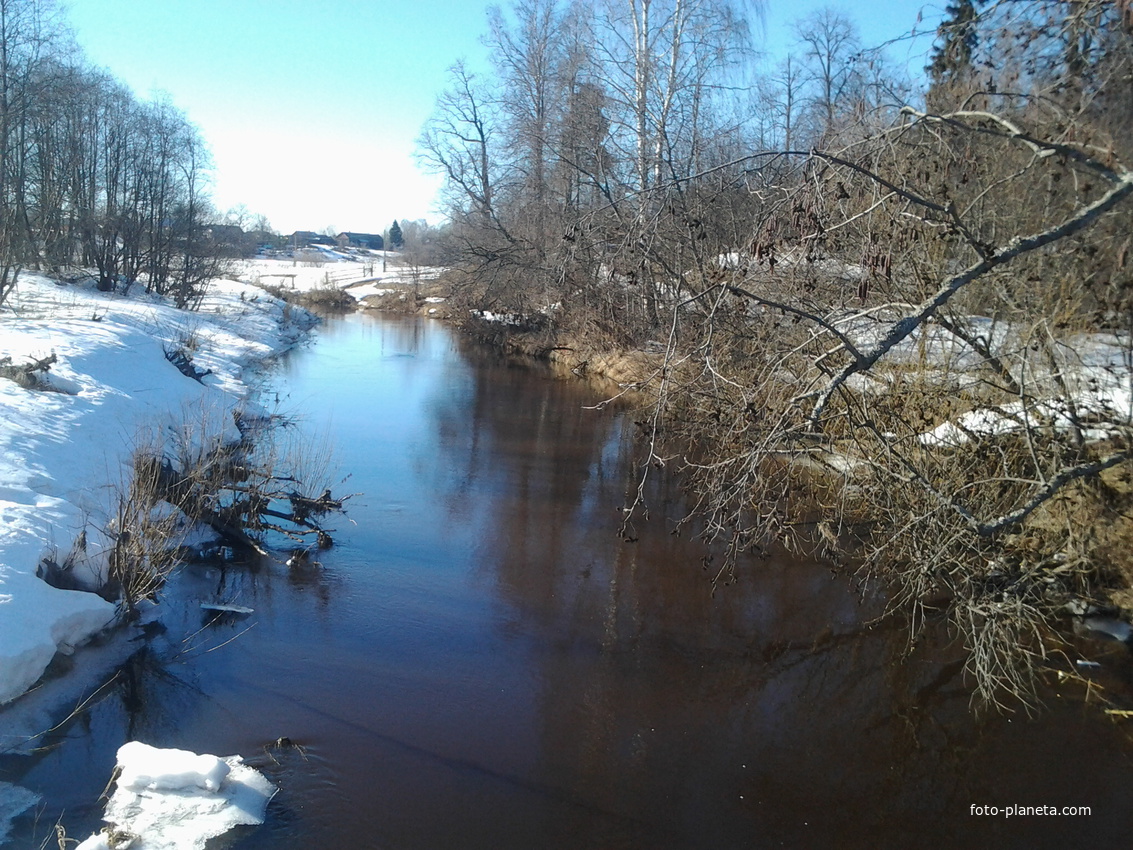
0,274 -> 315,705
77,742 -> 275,850
0,615 -> 145,754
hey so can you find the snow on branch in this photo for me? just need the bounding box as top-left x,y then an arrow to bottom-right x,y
807,166 -> 1133,429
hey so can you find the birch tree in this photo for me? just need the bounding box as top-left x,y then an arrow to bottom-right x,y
419,60 -> 500,226
637,1 -> 1133,706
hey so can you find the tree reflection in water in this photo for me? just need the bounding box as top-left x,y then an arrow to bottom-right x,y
5,313 -> 1133,849
423,322 -> 1133,848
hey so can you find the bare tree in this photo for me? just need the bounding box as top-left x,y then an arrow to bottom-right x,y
792,7 -> 862,141
642,70 -> 1133,706
758,55 -> 810,151
0,0 -> 61,305
419,60 -> 500,225
486,0 -> 563,214
592,0 -> 753,197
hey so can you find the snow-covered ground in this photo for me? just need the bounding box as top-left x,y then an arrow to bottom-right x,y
832,313 -> 1133,446
0,273 -> 316,708
238,254 -> 444,304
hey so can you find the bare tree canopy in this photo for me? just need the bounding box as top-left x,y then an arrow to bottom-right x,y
421,0 -> 1133,708
0,0 -> 230,310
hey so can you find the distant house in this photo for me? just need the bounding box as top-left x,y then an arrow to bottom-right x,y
207,224 -> 244,243
289,231 -> 336,249
206,224 -> 252,258
247,229 -> 283,251
336,231 -> 384,251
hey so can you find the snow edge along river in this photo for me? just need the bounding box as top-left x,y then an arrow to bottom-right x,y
0,273 -> 318,707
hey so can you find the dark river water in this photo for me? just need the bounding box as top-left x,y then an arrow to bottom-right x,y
5,311 -> 1133,848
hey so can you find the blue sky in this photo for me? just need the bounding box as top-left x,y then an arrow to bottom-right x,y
63,0 -> 939,235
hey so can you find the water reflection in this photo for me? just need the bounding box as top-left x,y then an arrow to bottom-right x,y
414,319 -> 1133,848
3,313 -> 1133,849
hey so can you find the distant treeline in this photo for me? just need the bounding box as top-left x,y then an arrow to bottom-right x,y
418,0 -> 913,333
0,0 -> 225,308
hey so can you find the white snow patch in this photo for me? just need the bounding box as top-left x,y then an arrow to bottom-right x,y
80,742 -> 276,850
811,309 -> 1133,448
355,286 -> 395,299
472,310 -> 523,325
919,406 -> 1022,447
0,274 -> 314,705
239,256 -> 443,305
117,741 -> 232,793
714,247 -> 865,279
914,331 -> 1133,447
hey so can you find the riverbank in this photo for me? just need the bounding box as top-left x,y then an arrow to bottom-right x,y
199,260 -> 1133,708
7,308 -> 1133,848
458,316 -> 666,397
0,273 -> 317,708
445,289 -> 1133,711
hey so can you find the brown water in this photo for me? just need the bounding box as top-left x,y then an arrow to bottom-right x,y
5,312 -> 1133,848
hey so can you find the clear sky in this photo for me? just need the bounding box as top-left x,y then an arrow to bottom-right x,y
62,0 -> 939,236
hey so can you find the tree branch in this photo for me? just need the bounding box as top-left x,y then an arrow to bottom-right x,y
808,169 -> 1133,428
975,451 -> 1132,537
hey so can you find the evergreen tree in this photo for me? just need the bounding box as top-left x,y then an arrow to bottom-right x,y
389,220 -> 404,249
927,0 -> 980,87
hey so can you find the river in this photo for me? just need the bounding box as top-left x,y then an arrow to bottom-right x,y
5,311 -> 1133,848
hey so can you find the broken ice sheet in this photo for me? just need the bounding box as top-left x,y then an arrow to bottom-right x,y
0,780 -> 40,845
77,741 -> 276,850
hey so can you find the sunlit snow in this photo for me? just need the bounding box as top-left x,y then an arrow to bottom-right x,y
0,273 -> 315,705
76,742 -> 276,850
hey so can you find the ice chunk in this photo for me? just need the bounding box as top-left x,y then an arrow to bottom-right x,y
0,781 -> 40,845
116,741 -> 231,793
80,741 -> 276,850
200,603 -> 254,615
